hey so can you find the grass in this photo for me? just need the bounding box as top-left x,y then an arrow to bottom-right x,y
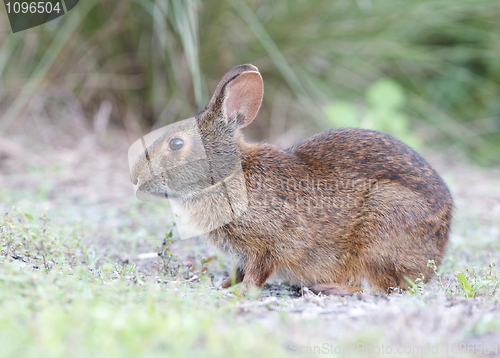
1,187 -> 500,357
403,258 -> 500,298
0,208 -> 291,358
0,263 -> 288,358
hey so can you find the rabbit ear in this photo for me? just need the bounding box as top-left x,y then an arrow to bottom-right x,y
207,65 -> 263,128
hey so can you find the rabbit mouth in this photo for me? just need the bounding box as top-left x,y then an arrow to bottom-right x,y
137,179 -> 206,201
135,182 -> 177,201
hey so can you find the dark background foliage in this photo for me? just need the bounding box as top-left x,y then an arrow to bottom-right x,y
1,0 -> 499,164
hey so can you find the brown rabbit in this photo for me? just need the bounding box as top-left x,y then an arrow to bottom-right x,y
130,64 -> 453,295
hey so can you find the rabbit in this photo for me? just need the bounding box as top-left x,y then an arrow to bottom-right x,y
130,64 -> 453,296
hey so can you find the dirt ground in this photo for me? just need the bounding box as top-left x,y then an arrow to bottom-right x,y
1,121 -> 500,356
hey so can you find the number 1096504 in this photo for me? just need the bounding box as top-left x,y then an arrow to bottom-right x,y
5,1 -> 61,14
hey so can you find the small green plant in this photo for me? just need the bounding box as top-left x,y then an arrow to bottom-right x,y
426,258 -> 500,298
454,255 -> 500,298
427,259 -> 455,294
404,276 -> 427,295
199,255 -> 215,281
157,223 -> 178,277
456,272 -> 482,298
0,208 -> 82,270
456,271 -> 498,299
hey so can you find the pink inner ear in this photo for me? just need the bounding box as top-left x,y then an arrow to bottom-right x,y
224,71 -> 263,128
226,79 -> 250,117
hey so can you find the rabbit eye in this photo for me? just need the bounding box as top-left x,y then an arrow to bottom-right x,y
169,138 -> 184,151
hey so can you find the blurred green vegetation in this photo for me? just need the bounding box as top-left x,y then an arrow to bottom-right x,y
0,0 -> 499,165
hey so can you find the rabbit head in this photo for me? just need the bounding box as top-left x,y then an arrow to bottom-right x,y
130,64 -> 263,237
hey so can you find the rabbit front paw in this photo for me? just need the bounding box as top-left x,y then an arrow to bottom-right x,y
221,267 -> 245,288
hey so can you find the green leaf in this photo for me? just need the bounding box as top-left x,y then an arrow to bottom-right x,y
472,280 -> 492,295
404,276 -> 420,294
366,78 -> 406,110
202,256 -> 214,264
23,213 -> 33,220
457,272 -> 472,297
